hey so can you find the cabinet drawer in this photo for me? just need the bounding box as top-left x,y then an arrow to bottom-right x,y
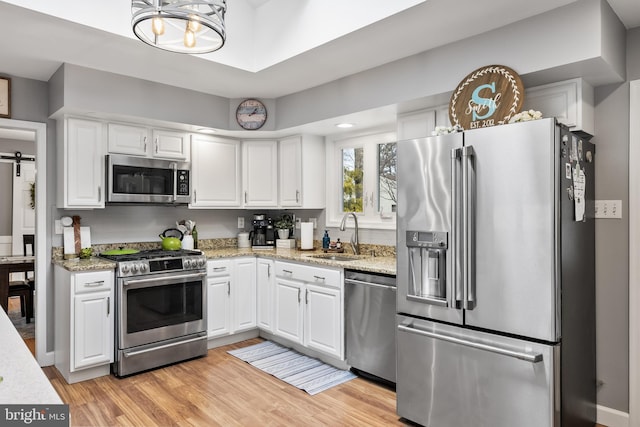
207,259 -> 233,277
275,262 -> 340,288
74,271 -> 113,294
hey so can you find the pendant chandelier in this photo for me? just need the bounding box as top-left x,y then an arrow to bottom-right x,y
132,0 -> 227,54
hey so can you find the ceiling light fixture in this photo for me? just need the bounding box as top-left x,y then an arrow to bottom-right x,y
336,123 -> 355,128
132,0 -> 227,54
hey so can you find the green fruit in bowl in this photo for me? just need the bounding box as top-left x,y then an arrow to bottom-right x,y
79,248 -> 93,259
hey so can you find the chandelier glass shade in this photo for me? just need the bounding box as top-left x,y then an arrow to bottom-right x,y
132,0 -> 226,54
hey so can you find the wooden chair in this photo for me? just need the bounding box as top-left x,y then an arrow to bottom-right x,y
8,234 -> 35,323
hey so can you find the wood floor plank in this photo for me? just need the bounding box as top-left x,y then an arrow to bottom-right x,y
41,337 -> 606,426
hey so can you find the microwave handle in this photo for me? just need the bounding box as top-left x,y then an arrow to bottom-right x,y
172,162 -> 178,203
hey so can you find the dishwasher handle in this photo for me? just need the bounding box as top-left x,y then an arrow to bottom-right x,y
344,278 -> 396,291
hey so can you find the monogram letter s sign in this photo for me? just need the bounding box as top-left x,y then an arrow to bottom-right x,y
449,65 -> 524,130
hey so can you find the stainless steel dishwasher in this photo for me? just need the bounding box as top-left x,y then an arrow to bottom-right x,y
345,269 -> 397,384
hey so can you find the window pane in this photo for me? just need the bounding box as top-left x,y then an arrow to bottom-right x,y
378,142 -> 397,213
342,147 -> 364,212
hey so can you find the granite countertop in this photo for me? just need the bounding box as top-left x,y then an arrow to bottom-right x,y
53,246 -> 396,276
202,247 -> 396,275
0,309 -> 62,404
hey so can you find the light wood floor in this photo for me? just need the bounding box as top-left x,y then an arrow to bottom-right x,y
42,338 -> 405,427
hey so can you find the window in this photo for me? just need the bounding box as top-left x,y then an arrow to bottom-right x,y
327,131 -> 396,229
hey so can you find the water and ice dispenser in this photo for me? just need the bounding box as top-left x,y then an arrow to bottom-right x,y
406,231 -> 448,306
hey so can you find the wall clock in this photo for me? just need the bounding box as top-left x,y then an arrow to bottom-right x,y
236,99 -> 267,130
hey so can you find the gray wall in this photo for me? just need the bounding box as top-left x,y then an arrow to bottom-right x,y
589,24 -> 640,414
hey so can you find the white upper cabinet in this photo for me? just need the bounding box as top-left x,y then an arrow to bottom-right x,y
397,109 -> 437,140
107,123 -> 149,156
242,140 -> 278,207
57,117 -> 105,209
152,129 -> 189,160
107,123 -> 189,160
523,78 -> 594,136
278,135 -> 325,208
191,134 -> 242,208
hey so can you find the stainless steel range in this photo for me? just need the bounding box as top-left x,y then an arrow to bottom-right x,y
100,249 -> 208,377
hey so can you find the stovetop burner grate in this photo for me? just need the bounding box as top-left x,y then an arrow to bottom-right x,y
100,249 -> 202,262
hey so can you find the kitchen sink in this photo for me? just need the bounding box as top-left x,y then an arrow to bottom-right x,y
307,254 -> 363,262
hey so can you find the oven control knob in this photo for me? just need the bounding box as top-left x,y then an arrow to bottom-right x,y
139,263 -> 148,273
131,263 -> 139,273
184,259 -> 192,269
198,258 -> 206,268
121,264 -> 130,274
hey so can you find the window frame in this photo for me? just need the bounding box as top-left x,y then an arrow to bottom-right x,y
325,130 -> 397,230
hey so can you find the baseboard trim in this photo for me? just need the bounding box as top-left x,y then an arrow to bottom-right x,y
598,405 -> 630,427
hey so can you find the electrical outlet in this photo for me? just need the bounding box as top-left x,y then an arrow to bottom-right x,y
295,218 -> 301,229
55,220 -> 63,235
594,200 -> 622,219
309,218 -> 317,229
237,217 -> 245,228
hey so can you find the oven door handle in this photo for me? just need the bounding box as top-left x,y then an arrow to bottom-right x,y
123,334 -> 207,357
123,272 -> 207,287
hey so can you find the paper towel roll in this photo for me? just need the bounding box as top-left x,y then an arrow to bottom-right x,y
300,222 -> 314,250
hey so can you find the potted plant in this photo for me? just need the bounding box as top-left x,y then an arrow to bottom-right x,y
274,214 -> 294,239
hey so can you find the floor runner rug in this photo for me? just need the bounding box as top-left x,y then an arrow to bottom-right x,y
228,341 -> 356,395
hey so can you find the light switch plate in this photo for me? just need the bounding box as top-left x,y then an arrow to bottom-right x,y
55,220 -> 63,235
237,217 -> 245,228
594,200 -> 622,219
295,218 -> 301,229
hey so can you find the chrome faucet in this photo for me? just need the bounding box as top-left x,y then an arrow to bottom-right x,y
340,212 -> 360,255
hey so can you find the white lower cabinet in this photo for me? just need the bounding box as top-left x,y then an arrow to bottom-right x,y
207,258 -> 256,338
274,261 -> 344,359
257,258 -> 275,332
207,259 -> 232,338
54,267 -> 114,383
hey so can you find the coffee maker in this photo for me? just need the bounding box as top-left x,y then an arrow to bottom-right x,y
250,214 -> 276,249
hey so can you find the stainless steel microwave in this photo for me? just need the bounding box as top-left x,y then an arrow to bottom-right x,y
106,154 -> 191,204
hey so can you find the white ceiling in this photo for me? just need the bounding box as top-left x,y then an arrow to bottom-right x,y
0,0 -> 638,137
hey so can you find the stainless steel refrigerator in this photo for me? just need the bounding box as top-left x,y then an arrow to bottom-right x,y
396,118 -> 596,427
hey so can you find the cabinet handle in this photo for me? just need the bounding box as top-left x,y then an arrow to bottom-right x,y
98,186 -> 101,203
283,269 -> 293,274
267,264 -> 271,278
297,288 -> 301,303
107,296 -> 110,316
305,289 -> 308,305
313,275 -> 326,282
213,267 -> 227,272
144,137 -> 147,152
194,189 -> 197,204
85,280 -> 105,287
296,190 -> 300,203
227,281 -> 230,295
244,191 -> 248,204
155,138 -> 159,153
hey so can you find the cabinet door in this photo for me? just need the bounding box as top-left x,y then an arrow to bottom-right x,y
233,258 -> 257,332
305,284 -> 342,358
191,134 -> 242,207
207,276 -> 231,338
274,277 -> 304,344
64,118 -> 105,208
73,290 -> 113,370
107,123 -> 149,156
279,136 -> 302,207
257,258 -> 274,332
152,129 -> 188,160
397,109 -> 437,140
242,140 -> 278,207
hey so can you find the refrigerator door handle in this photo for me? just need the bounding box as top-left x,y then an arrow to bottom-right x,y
397,324 -> 543,363
451,147 -> 463,307
462,145 -> 476,310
